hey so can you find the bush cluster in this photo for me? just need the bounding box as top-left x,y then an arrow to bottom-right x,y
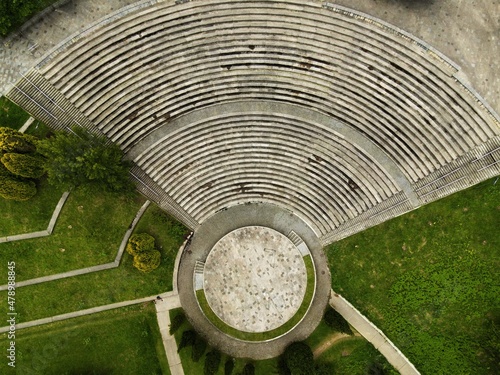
0,127 -> 43,201
127,233 -> 161,273
324,307 -> 353,335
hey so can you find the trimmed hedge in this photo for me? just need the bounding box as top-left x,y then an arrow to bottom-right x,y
204,350 -> 221,375
1,152 -> 45,178
0,175 -> 37,201
283,342 -> 314,375
126,233 -> 156,256
0,127 -> 37,153
132,250 -> 161,273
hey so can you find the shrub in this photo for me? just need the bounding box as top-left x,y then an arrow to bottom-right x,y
169,312 -> 185,335
1,152 -> 45,178
177,330 -> 196,352
126,233 -> 156,256
0,174 -> 37,201
241,363 -> 255,375
224,358 -> 235,375
192,336 -> 207,362
324,307 -> 353,335
204,350 -> 221,375
132,250 -> 161,273
0,127 -> 37,154
283,342 -> 314,375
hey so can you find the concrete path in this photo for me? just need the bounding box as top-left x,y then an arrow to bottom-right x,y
0,200 -> 150,290
330,291 -> 420,375
154,295 -> 184,375
0,191 -> 70,244
0,291 -> 177,333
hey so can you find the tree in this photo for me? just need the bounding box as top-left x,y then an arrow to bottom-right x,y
1,152 -> 45,178
37,127 -> 133,192
204,350 -> 221,375
126,233 -> 156,256
324,307 -> 353,335
283,342 -> 314,375
0,0 -> 39,36
132,249 -> 161,273
0,127 -> 37,154
0,172 -> 37,201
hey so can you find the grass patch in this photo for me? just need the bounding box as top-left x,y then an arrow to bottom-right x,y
0,303 -> 170,375
196,255 -> 316,341
327,178 -> 500,374
0,178 -> 64,237
0,96 -> 30,130
0,187 -> 146,280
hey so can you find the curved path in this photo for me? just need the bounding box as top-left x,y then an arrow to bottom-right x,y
177,203 -> 331,359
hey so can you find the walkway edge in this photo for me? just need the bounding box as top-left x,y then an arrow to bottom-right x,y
0,291 -> 178,333
0,199 -> 150,290
0,191 -> 70,243
329,291 -> 420,375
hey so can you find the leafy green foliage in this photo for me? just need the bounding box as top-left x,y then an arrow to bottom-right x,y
324,307 -> 353,335
0,172 -> 37,201
169,312 -> 185,335
1,152 -> 45,178
37,127 -> 133,192
126,233 -> 156,256
132,249 -> 161,273
241,363 -> 255,375
204,350 -> 221,375
283,342 -> 315,375
0,126 -> 37,153
0,0 -> 57,36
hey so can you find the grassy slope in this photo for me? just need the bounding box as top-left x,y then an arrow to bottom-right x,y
0,188 -> 145,280
0,303 -> 170,375
327,178 -> 500,374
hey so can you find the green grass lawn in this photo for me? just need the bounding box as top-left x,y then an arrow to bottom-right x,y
0,178 -> 64,237
0,187 -> 146,280
327,178 -> 500,374
0,303 -> 170,375
0,97 -> 30,129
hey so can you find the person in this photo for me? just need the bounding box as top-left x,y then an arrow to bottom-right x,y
156,295 -> 163,302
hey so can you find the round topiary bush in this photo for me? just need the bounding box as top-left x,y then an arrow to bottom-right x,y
283,341 -> 314,375
0,175 -> 37,201
133,249 -> 161,273
1,152 -> 45,178
0,127 -> 37,154
126,233 -> 156,256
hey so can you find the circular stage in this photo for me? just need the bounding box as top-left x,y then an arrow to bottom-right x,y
203,226 -> 307,332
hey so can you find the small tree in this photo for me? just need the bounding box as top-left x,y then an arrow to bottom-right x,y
37,127 -> 133,192
1,152 -> 45,178
132,250 -> 161,273
0,127 -> 37,154
324,307 -> 353,335
283,342 -> 314,375
126,233 -> 156,256
204,350 -> 221,375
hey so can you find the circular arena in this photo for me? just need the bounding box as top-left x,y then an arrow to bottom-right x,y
4,0 -> 500,362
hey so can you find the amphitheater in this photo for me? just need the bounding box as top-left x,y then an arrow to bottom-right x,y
2,0 -> 499,367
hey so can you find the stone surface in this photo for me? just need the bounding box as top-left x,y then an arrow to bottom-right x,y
204,226 -> 307,333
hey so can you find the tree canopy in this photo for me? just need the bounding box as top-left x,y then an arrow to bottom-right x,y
37,127 -> 133,193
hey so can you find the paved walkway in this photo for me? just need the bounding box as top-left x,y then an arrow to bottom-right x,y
330,291 -> 420,375
154,295 -> 184,375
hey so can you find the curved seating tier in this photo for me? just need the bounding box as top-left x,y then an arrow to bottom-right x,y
6,0 -> 500,239
130,110 -> 400,236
